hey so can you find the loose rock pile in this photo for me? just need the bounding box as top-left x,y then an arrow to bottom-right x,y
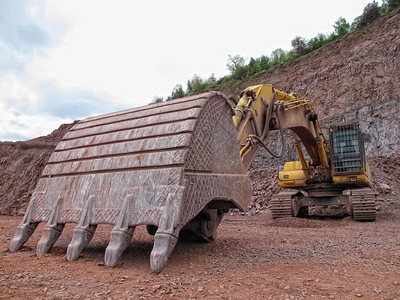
246,168 -> 281,215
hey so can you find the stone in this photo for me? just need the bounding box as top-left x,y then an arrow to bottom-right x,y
379,183 -> 391,193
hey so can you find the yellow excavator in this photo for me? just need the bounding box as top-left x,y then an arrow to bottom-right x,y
234,84 -> 375,220
9,84 -> 375,273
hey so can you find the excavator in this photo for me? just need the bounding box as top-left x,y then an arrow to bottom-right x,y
9,84 -> 376,273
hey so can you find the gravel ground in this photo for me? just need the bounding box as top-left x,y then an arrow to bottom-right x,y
1,198 -> 399,300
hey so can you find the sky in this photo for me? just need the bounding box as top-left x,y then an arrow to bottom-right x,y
0,0 -> 377,141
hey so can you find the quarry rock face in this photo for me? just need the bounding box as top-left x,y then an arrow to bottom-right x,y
323,99 -> 400,155
225,10 -> 400,157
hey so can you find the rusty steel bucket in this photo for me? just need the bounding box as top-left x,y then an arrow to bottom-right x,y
10,92 -> 252,273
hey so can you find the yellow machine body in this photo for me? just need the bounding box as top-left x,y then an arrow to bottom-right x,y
232,84 -> 375,221
278,161 -> 307,188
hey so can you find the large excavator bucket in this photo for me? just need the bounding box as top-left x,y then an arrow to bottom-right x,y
10,92 -> 252,273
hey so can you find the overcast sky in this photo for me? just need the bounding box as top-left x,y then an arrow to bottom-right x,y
0,0 -> 376,141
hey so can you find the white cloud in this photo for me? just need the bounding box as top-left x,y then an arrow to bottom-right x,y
0,74 -> 70,140
0,0 -> 379,141
0,101 -> 72,141
0,74 -> 38,105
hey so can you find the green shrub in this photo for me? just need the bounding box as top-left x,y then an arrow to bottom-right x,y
151,96 -> 164,104
307,33 -> 328,52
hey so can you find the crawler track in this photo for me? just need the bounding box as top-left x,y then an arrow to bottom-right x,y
350,188 -> 376,221
270,192 -> 295,218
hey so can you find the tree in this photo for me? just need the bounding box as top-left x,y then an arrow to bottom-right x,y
226,55 -> 246,73
207,73 -> 217,84
351,15 -> 362,31
307,33 -> 327,52
259,55 -> 271,71
151,96 -> 164,104
379,0 -> 400,14
291,36 -> 308,57
247,57 -> 259,76
333,17 -> 350,37
168,84 -> 185,100
186,74 -> 208,96
226,55 -> 247,79
357,1 -> 381,28
271,48 -> 287,66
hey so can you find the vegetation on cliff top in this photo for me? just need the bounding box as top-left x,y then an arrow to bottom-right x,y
151,0 -> 400,103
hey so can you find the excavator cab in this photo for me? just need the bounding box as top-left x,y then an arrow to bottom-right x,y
329,122 -> 372,187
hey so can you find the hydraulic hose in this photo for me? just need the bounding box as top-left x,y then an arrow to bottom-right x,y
249,103 -> 286,158
240,91 -> 287,159
261,93 -> 276,141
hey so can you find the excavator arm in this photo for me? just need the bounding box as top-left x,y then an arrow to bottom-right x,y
233,84 -> 330,182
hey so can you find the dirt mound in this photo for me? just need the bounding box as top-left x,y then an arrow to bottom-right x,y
0,122 -> 76,215
369,154 -> 400,203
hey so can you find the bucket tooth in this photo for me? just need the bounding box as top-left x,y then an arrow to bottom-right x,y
36,224 -> 65,257
10,198 -> 38,252
67,196 -> 97,261
150,189 -> 180,273
150,232 -> 178,274
104,226 -> 135,267
105,195 -> 135,267
10,223 -> 39,252
36,197 -> 65,257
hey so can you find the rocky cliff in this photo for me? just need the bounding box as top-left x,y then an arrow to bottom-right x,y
217,9 -> 400,156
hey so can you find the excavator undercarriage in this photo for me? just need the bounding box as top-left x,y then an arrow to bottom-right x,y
270,187 -> 376,221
